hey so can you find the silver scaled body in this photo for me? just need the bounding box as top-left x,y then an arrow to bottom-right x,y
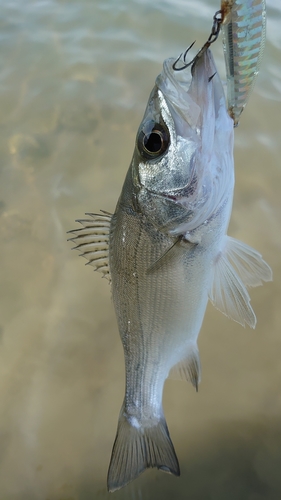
70,46 -> 271,492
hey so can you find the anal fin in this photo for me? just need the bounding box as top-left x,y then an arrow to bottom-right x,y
168,344 -> 201,391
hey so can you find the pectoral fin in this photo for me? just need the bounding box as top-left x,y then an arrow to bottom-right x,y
209,236 -> 272,328
168,344 -> 201,391
68,211 -> 112,280
147,238 -> 180,274
147,236 -> 195,274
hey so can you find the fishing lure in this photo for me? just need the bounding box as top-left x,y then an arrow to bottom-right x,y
173,1 -> 266,126
221,0 -> 266,126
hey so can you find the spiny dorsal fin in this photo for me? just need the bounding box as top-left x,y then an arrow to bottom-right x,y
209,235 -> 272,328
168,344 -> 201,391
68,211 -> 112,281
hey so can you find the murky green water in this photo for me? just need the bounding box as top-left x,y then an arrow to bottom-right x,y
0,1 -> 281,499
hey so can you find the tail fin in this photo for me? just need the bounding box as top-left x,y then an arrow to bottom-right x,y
107,407 -> 180,492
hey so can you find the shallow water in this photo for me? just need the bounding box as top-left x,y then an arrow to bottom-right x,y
0,0 -> 281,499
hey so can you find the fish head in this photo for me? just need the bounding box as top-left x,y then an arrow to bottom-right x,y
132,48 -> 234,235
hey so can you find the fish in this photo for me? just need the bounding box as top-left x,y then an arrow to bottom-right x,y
221,0 -> 267,126
68,45 -> 272,491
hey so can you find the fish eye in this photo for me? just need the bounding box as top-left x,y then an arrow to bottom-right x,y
137,121 -> 170,159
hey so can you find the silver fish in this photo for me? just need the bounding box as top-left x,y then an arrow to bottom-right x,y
69,46 -> 271,491
221,0 -> 267,125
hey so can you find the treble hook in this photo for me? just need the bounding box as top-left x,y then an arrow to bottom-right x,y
172,41 -> 197,72
172,10 -> 223,72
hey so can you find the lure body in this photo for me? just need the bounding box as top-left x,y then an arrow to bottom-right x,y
221,0 -> 266,125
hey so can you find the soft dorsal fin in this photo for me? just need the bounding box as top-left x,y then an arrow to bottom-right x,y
68,211 -> 112,281
168,344 -> 201,391
209,236 -> 272,328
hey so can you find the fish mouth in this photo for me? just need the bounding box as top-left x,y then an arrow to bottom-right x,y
156,57 -> 201,129
156,47 -> 226,130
